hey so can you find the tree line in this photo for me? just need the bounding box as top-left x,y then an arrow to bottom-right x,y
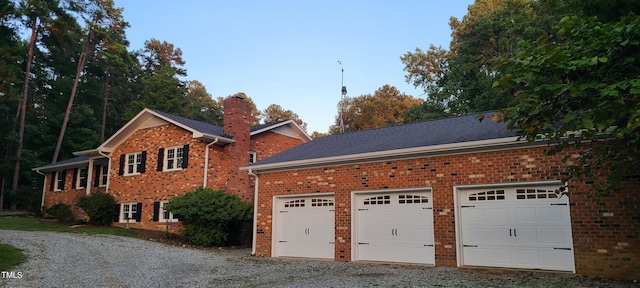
0,0 -> 307,211
1,0 -> 638,210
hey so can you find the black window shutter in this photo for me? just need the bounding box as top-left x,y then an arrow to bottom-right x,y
157,148 -> 164,171
49,172 -> 56,191
181,144 -> 189,168
135,203 -> 143,221
113,204 -> 121,222
139,151 -> 147,173
93,166 -> 100,187
176,214 -> 184,221
118,155 -> 125,175
72,168 -> 78,188
152,202 -> 160,221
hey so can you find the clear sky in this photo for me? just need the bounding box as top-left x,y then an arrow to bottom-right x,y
114,0 -> 474,133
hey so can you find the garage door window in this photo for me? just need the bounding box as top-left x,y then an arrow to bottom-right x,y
468,190 -> 506,201
284,199 -> 305,207
398,194 -> 429,204
363,195 -> 390,205
516,188 -> 558,199
311,198 -> 334,207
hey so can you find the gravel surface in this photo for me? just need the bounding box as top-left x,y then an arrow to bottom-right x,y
0,230 -> 636,288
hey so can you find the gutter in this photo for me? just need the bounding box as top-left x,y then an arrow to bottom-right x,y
247,168 -> 258,256
203,138 -> 219,187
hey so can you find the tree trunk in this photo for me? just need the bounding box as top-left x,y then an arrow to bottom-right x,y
10,17 -> 38,211
101,66 -> 110,141
52,28 -> 92,163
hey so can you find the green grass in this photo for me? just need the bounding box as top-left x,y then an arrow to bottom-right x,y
0,243 -> 26,271
0,215 -> 140,238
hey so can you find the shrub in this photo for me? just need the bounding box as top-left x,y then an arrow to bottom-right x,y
78,192 -> 116,226
45,203 -> 73,223
165,187 -> 252,246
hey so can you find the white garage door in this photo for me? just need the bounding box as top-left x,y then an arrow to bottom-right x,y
459,185 -> 574,271
354,190 -> 434,264
275,195 -> 335,259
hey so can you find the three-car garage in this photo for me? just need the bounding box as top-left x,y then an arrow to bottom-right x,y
271,183 -> 574,272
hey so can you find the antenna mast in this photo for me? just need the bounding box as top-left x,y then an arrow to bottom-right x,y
338,61 -> 347,133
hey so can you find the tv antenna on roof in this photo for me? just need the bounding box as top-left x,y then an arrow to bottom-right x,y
338,61 -> 347,133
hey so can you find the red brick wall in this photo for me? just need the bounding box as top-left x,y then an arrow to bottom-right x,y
109,124 -> 205,231
254,145 -> 640,280
223,96 -> 252,201
250,131 -> 306,162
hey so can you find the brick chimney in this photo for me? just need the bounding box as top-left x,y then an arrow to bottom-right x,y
223,95 -> 253,201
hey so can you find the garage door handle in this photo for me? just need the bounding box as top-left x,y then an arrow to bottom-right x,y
463,245 -> 478,247
358,242 -> 370,245
279,241 -> 288,243
554,247 -> 572,250
358,209 -> 369,211
550,203 -> 567,206
461,205 -> 475,208
423,244 -> 434,247
422,207 -> 432,210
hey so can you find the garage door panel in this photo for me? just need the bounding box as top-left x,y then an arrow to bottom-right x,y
539,206 -> 568,223
540,227 -> 571,244
355,191 -> 434,264
460,186 -> 574,272
276,196 -> 334,259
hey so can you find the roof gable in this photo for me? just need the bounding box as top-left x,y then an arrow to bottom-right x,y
99,109 -> 309,152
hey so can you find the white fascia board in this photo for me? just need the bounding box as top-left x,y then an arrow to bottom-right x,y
242,136 -> 546,172
251,120 -> 312,142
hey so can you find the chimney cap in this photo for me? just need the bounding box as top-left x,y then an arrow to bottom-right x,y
229,93 -> 247,100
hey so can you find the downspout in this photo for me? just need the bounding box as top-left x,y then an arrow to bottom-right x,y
248,168 -> 258,256
98,150 -> 111,193
34,169 -> 46,213
203,138 -> 219,187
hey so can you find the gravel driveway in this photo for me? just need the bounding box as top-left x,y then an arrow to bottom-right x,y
0,230 -> 635,288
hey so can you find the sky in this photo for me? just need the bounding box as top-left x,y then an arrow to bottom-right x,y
114,0 -> 475,133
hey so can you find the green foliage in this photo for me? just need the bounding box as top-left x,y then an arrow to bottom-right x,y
165,187 -> 253,246
78,192 -> 116,226
45,203 -> 73,223
495,15 -> 640,196
402,0 -> 563,119
0,243 -> 26,271
330,85 -> 423,134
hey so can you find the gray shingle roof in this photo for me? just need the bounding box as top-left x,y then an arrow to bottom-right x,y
33,156 -> 89,172
152,110 -> 285,138
252,112 -> 516,166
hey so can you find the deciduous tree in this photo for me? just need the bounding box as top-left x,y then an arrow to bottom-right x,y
262,104 -> 307,131
494,14 -> 640,197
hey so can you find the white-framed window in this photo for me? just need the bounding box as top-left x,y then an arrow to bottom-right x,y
99,164 -> 108,187
126,152 -> 143,175
159,201 -> 178,222
164,146 -> 184,171
76,167 -> 88,189
121,202 -> 139,222
249,151 -> 257,164
54,171 -> 65,191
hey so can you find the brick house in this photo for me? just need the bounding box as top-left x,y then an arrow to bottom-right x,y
33,95 -> 310,231
242,112 -> 639,280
